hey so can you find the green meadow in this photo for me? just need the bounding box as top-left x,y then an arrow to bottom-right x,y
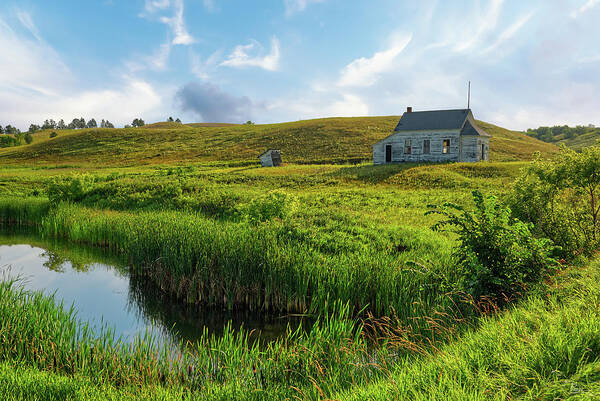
2,117 -> 599,399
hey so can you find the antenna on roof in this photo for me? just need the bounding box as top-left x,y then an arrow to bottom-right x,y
467,81 -> 471,109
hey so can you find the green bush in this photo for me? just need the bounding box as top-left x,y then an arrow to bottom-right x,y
242,190 -> 297,223
47,175 -> 96,205
427,190 -> 556,301
509,146 -> 600,257
49,132 -> 58,138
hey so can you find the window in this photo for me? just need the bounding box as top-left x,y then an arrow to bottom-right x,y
405,139 -> 412,155
442,139 -> 450,154
481,143 -> 485,160
423,139 -> 430,154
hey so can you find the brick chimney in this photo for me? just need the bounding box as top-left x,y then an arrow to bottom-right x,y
406,106 -> 413,113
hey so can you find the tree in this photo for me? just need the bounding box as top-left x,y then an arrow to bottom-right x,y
86,118 -> 97,128
167,117 -> 174,122
0,125 -> 3,134
175,118 -> 181,123
132,118 -> 145,127
28,124 -> 40,133
510,146 -> 600,257
57,119 -> 66,130
104,120 -> 114,128
245,120 -> 254,125
24,132 -> 33,144
4,125 -> 18,135
78,118 -> 86,129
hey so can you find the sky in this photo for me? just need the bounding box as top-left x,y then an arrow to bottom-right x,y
1,0 -> 599,131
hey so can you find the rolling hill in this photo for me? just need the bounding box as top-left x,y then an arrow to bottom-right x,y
0,117 -> 558,166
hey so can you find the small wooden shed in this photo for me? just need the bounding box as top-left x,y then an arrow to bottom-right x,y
258,149 -> 282,167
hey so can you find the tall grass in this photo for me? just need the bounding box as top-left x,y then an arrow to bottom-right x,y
0,279 -> 395,399
0,198 -> 463,325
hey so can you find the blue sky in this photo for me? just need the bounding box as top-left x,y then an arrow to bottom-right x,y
1,0 -> 599,130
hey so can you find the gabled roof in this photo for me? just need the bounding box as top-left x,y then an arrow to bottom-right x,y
374,108 -> 490,146
258,149 -> 280,158
394,109 -> 470,131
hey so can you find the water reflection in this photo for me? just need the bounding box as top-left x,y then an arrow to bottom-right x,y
0,233 -> 306,347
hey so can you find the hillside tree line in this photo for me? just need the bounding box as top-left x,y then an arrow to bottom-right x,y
527,124 -> 598,143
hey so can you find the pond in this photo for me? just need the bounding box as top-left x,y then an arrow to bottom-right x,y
0,233 -> 305,348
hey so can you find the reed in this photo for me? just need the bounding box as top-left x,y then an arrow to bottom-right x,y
0,198 -> 463,327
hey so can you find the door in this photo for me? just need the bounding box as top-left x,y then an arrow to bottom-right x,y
481,143 -> 485,160
385,144 -> 392,163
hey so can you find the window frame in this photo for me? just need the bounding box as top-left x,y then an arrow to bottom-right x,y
442,139 -> 451,154
423,139 -> 430,154
405,138 -> 412,155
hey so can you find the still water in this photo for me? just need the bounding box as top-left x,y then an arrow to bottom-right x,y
0,234 -> 303,347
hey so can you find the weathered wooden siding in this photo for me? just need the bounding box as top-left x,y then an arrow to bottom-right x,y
459,136 -> 490,162
259,153 -> 274,167
373,130 -> 462,164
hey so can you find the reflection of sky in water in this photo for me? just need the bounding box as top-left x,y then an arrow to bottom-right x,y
0,244 -> 163,343
0,242 -> 304,348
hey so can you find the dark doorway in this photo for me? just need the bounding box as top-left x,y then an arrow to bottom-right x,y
385,144 -> 392,163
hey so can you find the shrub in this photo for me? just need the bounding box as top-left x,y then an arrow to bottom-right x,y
49,132 -> 58,138
427,190 -> 556,301
242,190 -> 297,223
47,175 -> 96,205
24,132 -> 33,144
509,146 -> 600,257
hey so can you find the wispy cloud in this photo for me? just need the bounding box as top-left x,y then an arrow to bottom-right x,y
571,0 -> 600,18
203,0 -> 217,12
16,11 -> 42,42
144,0 -> 171,13
159,0 -> 195,45
0,14 -> 166,128
126,42 -> 172,72
284,0 -> 325,16
482,11 -> 534,54
190,49 -> 222,79
141,0 -> 195,45
337,34 -> 412,87
454,0 -> 504,52
221,37 -> 280,71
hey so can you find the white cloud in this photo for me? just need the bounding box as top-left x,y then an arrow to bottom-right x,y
144,0 -> 171,13
190,49 -> 222,79
17,11 -> 42,42
125,42 -> 172,72
221,37 -> 280,71
482,12 -> 534,54
0,14 -> 168,129
141,0 -> 195,46
203,0 -> 217,11
159,0 -> 195,45
284,0 -> 326,16
571,0 -> 600,18
0,15 -> 70,98
329,94 -> 369,116
454,0 -> 504,52
337,34 -> 412,87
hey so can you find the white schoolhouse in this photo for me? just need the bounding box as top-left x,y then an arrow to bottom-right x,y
373,107 -> 490,164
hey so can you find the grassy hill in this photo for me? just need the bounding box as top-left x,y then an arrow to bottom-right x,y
540,131 -> 600,150
0,116 -> 558,166
525,125 -> 600,150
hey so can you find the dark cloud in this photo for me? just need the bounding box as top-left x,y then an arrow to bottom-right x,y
175,82 -> 254,123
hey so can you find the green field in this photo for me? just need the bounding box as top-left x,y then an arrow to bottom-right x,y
0,116 -> 558,165
1,117 -> 596,400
